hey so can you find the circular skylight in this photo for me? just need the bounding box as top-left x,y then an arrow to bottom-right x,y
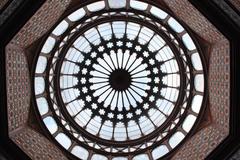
33,0 -> 206,159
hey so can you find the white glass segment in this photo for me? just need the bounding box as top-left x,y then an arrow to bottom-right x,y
169,131 -> 185,148
34,77 -> 45,95
36,97 -> 48,115
168,17 -> 184,33
108,0 -> 126,9
182,33 -> 196,50
192,95 -> 203,113
41,37 -> 55,54
191,53 -> 203,71
43,116 -> 58,134
87,1 -> 105,12
194,74 -> 204,92
130,0 -> 148,10
133,154 -> 149,160
91,154 -> 108,160
52,20 -> 69,36
55,133 -> 72,149
68,8 -> 86,22
36,56 -> 47,73
71,146 -> 89,159
182,114 -> 197,132
152,145 -> 169,159
150,6 -> 168,19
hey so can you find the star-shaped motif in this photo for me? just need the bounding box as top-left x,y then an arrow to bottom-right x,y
99,109 -> 105,115
91,52 -> 97,58
154,77 -> 160,83
135,45 -> 141,51
92,103 -> 97,109
81,78 -> 86,84
149,58 -> 155,65
107,42 -> 113,48
116,41 -> 123,47
108,112 -> 114,119
143,103 -> 149,109
117,114 -> 123,120
82,68 -> 87,75
86,95 -> 91,102
126,42 -> 133,48
153,67 -> 158,74
127,113 -> 133,119
136,109 -> 142,115
98,46 -> 104,52
143,51 -> 149,57
85,59 -> 91,66
82,87 -> 88,93
149,95 -> 155,102
153,86 -> 158,93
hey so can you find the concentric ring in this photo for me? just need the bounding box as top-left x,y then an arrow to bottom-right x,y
33,1 -> 206,159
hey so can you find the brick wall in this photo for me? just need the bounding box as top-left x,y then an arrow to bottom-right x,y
5,0 -> 230,159
5,0 -> 71,158
10,127 -> 67,160
163,0 -> 230,159
6,43 -> 30,132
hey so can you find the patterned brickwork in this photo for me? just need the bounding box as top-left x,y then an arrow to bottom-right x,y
172,126 -> 226,160
0,0 -> 8,10
5,0 -> 71,158
11,0 -> 71,48
5,1 -> 231,160
229,0 -> 240,11
208,39 -> 230,133
163,1 -> 230,159
163,0 -> 224,44
6,43 -> 30,132
10,127 -> 68,160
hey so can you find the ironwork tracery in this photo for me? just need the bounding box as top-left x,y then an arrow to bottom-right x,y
33,0 -> 206,159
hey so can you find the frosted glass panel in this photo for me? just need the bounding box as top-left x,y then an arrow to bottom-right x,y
71,146 -> 89,159
108,0 -> 126,8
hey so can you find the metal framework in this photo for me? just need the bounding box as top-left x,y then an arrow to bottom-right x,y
33,0 -> 207,159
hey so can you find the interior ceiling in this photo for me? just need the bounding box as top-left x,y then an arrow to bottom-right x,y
0,0 -> 240,160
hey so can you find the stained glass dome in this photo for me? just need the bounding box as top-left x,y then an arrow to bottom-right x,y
33,0 -> 206,159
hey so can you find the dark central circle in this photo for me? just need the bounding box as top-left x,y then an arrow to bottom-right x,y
109,69 -> 131,91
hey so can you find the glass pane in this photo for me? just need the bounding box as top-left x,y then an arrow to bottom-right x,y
168,17 -> 184,33
71,146 -> 89,159
130,0 -> 148,10
43,116 -> 58,134
36,97 -> 48,115
34,77 -> 45,95
52,20 -> 69,36
182,33 -> 196,50
192,95 -> 203,113
41,37 -> 55,54
133,154 -> 149,160
194,74 -> 204,92
55,133 -> 72,149
36,56 -> 47,73
182,114 -> 197,132
150,6 -> 168,19
68,8 -> 86,22
108,0 -> 126,9
191,53 -> 203,71
91,154 -> 108,160
169,131 -> 185,148
87,1 -> 105,12
152,145 -> 169,159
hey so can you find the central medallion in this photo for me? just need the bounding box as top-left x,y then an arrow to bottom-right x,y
109,69 -> 131,91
